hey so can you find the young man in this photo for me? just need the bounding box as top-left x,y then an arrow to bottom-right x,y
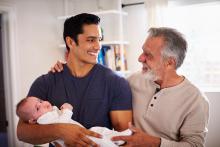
112,27 -> 209,147
17,13 -> 132,147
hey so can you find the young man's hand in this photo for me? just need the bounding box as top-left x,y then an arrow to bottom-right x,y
58,124 -> 102,147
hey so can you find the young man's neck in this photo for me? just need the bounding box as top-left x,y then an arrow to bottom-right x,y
156,70 -> 184,89
66,59 -> 95,78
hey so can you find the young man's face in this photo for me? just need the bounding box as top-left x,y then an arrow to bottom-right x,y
22,97 -> 53,122
70,24 -> 102,65
138,36 -> 166,81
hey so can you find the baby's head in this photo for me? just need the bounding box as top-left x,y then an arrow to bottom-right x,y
16,96 -> 53,123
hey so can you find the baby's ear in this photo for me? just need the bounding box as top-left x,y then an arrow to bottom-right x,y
28,119 -> 37,124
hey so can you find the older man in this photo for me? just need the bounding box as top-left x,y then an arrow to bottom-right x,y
112,27 -> 209,147
51,27 -> 209,147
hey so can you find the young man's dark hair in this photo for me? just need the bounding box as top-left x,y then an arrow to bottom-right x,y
63,13 -> 100,51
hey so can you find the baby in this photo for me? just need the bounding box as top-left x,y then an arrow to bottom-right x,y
16,96 -> 131,147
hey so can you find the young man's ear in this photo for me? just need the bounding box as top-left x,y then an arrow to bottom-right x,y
65,50 -> 69,61
28,119 -> 37,124
65,36 -> 76,49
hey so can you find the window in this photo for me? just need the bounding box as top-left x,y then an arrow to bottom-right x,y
165,1 -> 220,92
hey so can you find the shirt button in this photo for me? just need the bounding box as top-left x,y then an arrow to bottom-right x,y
154,97 -> 157,99
150,104 -> 154,107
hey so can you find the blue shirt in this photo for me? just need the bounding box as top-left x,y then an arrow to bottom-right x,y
28,64 -> 132,129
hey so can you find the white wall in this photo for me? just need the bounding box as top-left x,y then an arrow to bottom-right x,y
14,0 -> 65,96
123,2 -> 146,73
0,0 -> 65,146
0,0 -> 66,96
205,92 -> 220,147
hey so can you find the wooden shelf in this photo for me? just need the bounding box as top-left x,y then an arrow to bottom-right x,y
57,9 -> 127,20
115,70 -> 131,77
101,41 -> 129,45
93,10 -> 127,15
59,41 -> 129,48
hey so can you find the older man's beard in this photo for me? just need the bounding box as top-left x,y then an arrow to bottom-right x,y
141,68 -> 158,82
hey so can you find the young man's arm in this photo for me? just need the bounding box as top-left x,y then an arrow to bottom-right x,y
17,119 -> 100,146
110,74 -> 133,131
110,110 -> 132,131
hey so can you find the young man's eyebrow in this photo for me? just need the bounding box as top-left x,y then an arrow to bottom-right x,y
87,36 -> 101,39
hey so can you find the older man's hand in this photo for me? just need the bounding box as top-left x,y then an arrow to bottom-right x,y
111,123 -> 161,147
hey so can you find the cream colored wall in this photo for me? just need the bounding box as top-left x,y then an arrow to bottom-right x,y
1,0 -> 66,98
15,0 -> 65,97
0,0 -> 65,146
123,3 -> 146,73
205,92 -> 220,147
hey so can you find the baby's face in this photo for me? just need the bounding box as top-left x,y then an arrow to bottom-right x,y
24,97 -> 53,121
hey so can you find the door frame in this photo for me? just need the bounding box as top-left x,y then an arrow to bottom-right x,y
0,3 -> 21,147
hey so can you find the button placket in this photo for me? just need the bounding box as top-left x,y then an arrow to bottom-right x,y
149,91 -> 160,108
144,95 -> 154,118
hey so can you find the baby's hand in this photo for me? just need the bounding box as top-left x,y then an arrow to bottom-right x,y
60,103 -> 73,111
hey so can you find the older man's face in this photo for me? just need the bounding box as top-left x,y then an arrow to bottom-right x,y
138,36 -> 166,81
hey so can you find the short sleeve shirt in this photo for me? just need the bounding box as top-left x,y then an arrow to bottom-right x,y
28,64 -> 132,129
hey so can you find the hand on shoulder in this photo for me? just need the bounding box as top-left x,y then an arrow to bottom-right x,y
50,60 -> 66,73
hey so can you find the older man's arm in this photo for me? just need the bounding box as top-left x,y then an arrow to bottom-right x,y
112,95 -> 209,147
160,97 -> 209,147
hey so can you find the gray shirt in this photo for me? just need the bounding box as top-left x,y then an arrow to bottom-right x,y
128,71 -> 209,147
